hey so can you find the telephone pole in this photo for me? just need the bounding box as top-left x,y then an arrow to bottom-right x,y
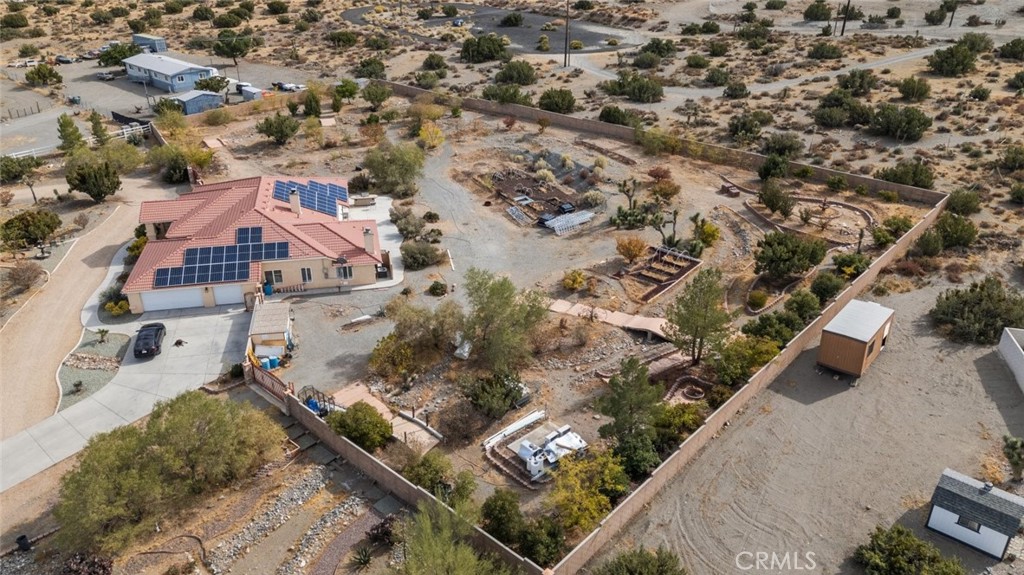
563,0 -> 571,67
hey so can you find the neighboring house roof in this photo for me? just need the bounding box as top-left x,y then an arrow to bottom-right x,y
822,299 -> 894,343
122,53 -> 212,76
249,301 -> 291,337
172,90 -> 221,103
124,176 -> 381,293
132,34 -> 165,41
931,468 -> 1024,537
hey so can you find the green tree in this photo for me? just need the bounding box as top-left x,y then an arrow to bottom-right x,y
854,525 -> 966,575
518,515 -> 565,567
640,37 -> 676,58
875,159 -> 934,189
326,401 -> 392,452
664,267 -> 731,364
460,34 -> 508,63
98,43 -> 142,67
88,111 -> 110,146
255,112 -> 301,145
404,498 -> 513,575
194,75 -> 230,94
784,289 -> 821,323
897,77 -> 931,102
353,57 -> 386,79
404,451 -> 476,505
364,141 -> 425,198
66,161 -> 121,203
998,38 -> 1024,61
327,30 -> 359,48
758,154 -> 789,181
803,0 -> 831,20
480,488 -> 525,546
481,84 -> 532,106
213,28 -> 253,69
464,267 -> 547,373
335,78 -> 359,101
0,209 -> 61,249
0,155 -> 42,186
930,276 -> 1024,344
538,88 -> 575,114
946,189 -> 981,215
755,232 -> 827,282
761,132 -> 804,158
869,104 -> 932,142
303,90 -> 321,117
713,335 -> 779,386
25,63 -> 62,86
927,44 -> 976,76
1004,435 -> 1024,481
597,357 -> 664,479
495,60 -> 536,85
361,81 -> 392,111
463,371 -> 524,419
837,69 -> 877,96
811,271 -> 845,302
934,213 -> 977,248
547,450 -> 629,533
58,113 -> 86,152
594,546 -> 688,575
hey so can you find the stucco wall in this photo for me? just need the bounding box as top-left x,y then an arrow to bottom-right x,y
260,257 -> 377,290
927,505 -> 1009,558
998,328 -> 1024,396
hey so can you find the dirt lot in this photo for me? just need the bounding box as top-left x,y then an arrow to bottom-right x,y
595,282 -> 1024,575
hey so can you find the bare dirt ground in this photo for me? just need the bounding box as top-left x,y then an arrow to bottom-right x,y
595,281 -> 1024,575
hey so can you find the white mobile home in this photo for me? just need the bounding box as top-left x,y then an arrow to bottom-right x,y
998,327 -> 1024,396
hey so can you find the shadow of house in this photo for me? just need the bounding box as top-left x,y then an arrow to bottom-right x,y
974,349 -> 1024,438
768,348 -> 853,406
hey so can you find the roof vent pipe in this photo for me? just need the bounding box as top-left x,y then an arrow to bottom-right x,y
288,188 -> 301,217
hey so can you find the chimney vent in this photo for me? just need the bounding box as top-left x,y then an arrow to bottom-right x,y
983,482 -> 994,492
363,227 -> 375,255
288,188 -> 301,216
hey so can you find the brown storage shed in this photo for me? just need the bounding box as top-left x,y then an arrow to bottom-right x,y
817,299 -> 895,377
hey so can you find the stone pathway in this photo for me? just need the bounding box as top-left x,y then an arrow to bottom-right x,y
548,299 -> 669,340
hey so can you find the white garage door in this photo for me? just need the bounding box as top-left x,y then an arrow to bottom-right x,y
213,284 -> 244,305
141,288 -> 204,312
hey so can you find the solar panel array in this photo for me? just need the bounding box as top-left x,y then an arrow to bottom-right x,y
153,226 -> 289,288
271,180 -> 349,217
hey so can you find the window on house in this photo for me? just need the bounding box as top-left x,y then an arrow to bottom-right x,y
867,341 -> 875,356
177,75 -> 185,82
956,516 -> 981,532
336,266 -> 354,280
199,73 -> 206,79
301,268 -> 312,283
264,270 -> 283,284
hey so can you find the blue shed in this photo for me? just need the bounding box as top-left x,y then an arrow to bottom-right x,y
240,86 -> 263,101
132,34 -> 168,53
170,90 -> 223,115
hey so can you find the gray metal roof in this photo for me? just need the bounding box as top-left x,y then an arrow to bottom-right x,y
122,53 -> 211,76
172,90 -> 221,102
930,468 -> 1024,536
822,299 -> 894,343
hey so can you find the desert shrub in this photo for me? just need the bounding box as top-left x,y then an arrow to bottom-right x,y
442,4 -> 458,17
705,67 -> 730,86
481,83 -> 532,106
192,5 -> 214,20
463,371 -> 525,419
461,34 -> 508,63
886,6 -> 901,18
400,241 -> 444,270
813,88 -> 873,128
741,310 -> 805,348
808,43 -> 843,60
869,104 -> 932,142
495,60 -> 537,85
562,269 -> 586,291
599,71 -> 664,103
403,451 -> 475,505
811,271 -> 845,302
499,12 -> 524,27
761,132 -> 803,158
1000,145 -> 1024,171
368,333 -> 413,378
924,8 -> 947,25
748,289 -> 768,309
934,213 -> 977,248
728,111 -> 770,141
686,54 -> 710,68
723,81 -> 749,99
803,0 -> 831,21
784,289 -> 821,323
640,37 -> 676,58
707,384 -> 734,409
968,85 -> 990,101
754,232 -> 826,281
1010,183 -> 1024,204
598,105 -> 641,127
930,276 -> 1024,345
633,51 -> 661,69
837,69 -> 878,96
872,227 -> 895,248
765,0 -> 786,9
998,38 -> 1024,61
353,57 -> 386,79
875,159 -> 934,189
855,525 -> 966,575
897,77 -> 931,101
758,154 -> 789,181
365,35 -> 390,50
327,30 -> 358,48
326,401 -> 392,452
2,260 -> 44,293
946,189 -> 981,215
428,281 -> 448,296
927,44 -> 976,76
914,229 -> 944,257
832,252 -> 871,279
708,41 -> 728,57
0,155 -> 42,185
212,13 -> 242,28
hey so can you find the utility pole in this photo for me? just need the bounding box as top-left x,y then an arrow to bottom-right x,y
840,0 -> 852,36
563,0 -> 571,68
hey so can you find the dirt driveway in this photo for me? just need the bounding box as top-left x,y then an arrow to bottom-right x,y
0,176 -> 180,440
597,283 -> 1024,575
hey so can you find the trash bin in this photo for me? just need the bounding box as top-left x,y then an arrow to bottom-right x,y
16,535 -> 31,552
263,282 -> 273,296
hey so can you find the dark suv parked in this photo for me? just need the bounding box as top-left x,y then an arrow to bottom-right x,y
133,323 -> 166,359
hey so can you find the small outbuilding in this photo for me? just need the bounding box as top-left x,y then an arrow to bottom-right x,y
132,33 -> 167,53
240,85 -> 264,101
248,301 -> 293,357
998,327 -> 1024,396
170,90 -> 222,115
816,299 -> 894,377
927,468 -> 1024,559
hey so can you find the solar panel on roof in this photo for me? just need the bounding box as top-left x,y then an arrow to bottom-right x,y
271,179 -> 349,216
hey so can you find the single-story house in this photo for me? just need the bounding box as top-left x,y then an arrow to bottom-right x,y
998,328 -> 1024,396
816,299 -> 895,377
123,176 -> 389,314
131,33 -> 167,52
122,53 -> 217,93
249,301 -> 293,357
170,90 -> 222,115
927,468 -> 1024,559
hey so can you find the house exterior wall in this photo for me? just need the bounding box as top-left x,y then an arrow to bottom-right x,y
125,64 -> 213,93
998,328 -> 1024,396
926,505 -> 1009,558
179,94 -> 221,115
259,257 -> 377,290
817,316 -> 892,376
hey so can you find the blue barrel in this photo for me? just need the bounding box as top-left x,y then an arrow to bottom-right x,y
260,358 -> 271,370
268,356 -> 280,368
263,283 -> 273,296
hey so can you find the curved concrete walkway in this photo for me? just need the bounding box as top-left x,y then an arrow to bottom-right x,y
548,299 -> 669,340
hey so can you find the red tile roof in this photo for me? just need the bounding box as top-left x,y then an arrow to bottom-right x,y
124,176 -> 381,293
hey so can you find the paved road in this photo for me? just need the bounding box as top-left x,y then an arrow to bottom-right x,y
0,240 -> 250,492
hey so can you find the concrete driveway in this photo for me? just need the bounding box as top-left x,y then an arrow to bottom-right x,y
0,245 -> 250,492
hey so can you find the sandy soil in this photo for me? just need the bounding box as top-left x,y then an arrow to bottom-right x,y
594,281 -> 1024,575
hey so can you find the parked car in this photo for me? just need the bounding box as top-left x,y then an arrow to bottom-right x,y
453,18 -> 465,27
133,323 -> 166,359
96,72 -> 115,81
23,60 -> 38,68
234,81 -> 252,94
281,83 -> 306,92
55,55 -> 78,64
80,51 -> 99,60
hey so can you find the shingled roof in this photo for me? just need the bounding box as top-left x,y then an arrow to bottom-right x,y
931,468 -> 1024,537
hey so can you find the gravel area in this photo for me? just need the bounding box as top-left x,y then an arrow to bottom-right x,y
57,329 -> 129,411
279,497 -> 370,575
208,465 -> 330,574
